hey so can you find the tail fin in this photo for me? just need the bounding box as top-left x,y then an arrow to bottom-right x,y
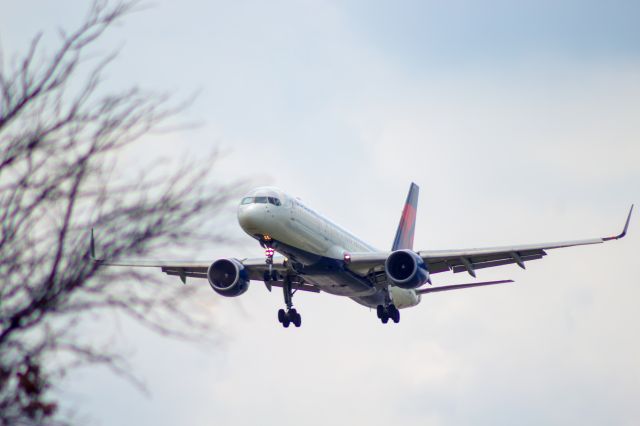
392,182 -> 419,251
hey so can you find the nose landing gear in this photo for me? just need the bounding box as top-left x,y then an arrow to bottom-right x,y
263,246 -> 278,283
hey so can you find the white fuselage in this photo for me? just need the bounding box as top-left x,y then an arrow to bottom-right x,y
237,187 -> 421,309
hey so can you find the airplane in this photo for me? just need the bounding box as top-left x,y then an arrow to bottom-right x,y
91,184 -> 633,328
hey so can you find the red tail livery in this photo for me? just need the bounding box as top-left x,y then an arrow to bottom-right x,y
392,182 -> 419,250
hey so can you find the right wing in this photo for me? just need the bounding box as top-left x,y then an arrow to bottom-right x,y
93,256 -> 320,293
90,231 -> 319,292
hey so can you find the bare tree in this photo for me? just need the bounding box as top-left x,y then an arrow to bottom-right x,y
0,2 -> 238,424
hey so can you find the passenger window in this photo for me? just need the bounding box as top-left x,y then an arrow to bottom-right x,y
241,197 -> 253,205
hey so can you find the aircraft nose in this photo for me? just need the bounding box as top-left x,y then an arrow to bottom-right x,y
237,204 -> 267,235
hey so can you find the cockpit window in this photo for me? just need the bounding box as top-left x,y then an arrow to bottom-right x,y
241,196 -> 282,206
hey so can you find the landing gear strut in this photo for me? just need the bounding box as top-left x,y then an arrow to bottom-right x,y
277,276 -> 302,328
263,246 -> 278,283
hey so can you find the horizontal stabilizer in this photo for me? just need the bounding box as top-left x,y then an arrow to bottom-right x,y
417,279 -> 514,294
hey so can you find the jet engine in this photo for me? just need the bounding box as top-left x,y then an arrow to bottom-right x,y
384,249 -> 430,289
207,259 -> 250,297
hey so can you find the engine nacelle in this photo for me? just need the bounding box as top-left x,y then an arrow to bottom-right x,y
384,249 -> 430,289
207,258 -> 250,297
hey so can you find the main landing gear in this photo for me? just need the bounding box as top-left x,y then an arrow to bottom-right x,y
262,245 -> 302,328
376,304 -> 400,324
376,287 -> 400,324
277,276 -> 301,328
278,307 -> 301,328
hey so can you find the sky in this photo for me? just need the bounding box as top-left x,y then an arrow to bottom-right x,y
2,1 -> 640,425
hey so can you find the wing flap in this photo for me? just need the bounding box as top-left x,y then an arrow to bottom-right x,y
268,281 -> 321,293
449,253 -> 545,274
163,269 -> 207,279
164,266 -> 320,292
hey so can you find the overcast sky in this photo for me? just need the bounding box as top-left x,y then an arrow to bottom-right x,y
2,1 -> 639,425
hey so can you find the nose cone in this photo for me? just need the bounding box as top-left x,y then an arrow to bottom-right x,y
237,204 -> 267,236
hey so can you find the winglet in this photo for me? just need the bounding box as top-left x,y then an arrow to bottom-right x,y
90,228 -> 96,260
603,204 -> 633,241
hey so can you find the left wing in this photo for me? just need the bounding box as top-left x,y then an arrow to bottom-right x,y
348,205 -> 633,277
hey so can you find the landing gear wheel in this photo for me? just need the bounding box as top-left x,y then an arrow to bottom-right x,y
278,309 -> 286,323
282,317 -> 291,328
389,305 -> 400,323
292,312 -> 302,328
377,304 -> 399,324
